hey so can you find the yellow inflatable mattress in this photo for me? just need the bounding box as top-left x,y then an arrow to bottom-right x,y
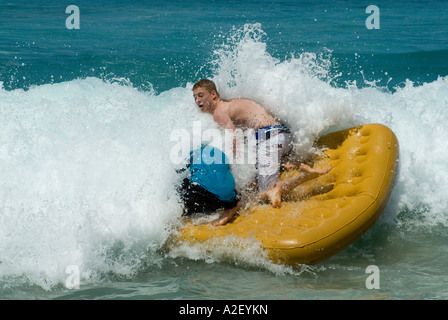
176,123 -> 399,265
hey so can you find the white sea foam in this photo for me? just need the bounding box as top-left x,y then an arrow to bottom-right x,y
1,23 -> 447,289
0,78 -> 186,288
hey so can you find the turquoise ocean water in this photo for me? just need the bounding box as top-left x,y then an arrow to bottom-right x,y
1,0 -> 448,301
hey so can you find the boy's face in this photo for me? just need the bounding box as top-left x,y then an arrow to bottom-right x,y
193,87 -> 216,113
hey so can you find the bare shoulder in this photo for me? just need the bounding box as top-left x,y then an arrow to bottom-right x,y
226,98 -> 261,109
217,98 -> 277,129
230,98 -> 257,104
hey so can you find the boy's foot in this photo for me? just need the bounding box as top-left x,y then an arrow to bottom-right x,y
261,186 -> 282,208
209,202 -> 241,226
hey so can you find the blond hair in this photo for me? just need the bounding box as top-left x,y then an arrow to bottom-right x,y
192,79 -> 220,97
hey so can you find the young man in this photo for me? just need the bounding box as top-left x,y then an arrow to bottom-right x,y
177,144 -> 241,226
192,79 -> 331,208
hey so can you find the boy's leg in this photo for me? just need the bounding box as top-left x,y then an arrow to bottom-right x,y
261,164 -> 332,208
256,132 -> 292,191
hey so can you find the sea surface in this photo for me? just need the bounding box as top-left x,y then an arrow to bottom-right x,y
1,0 -> 448,301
